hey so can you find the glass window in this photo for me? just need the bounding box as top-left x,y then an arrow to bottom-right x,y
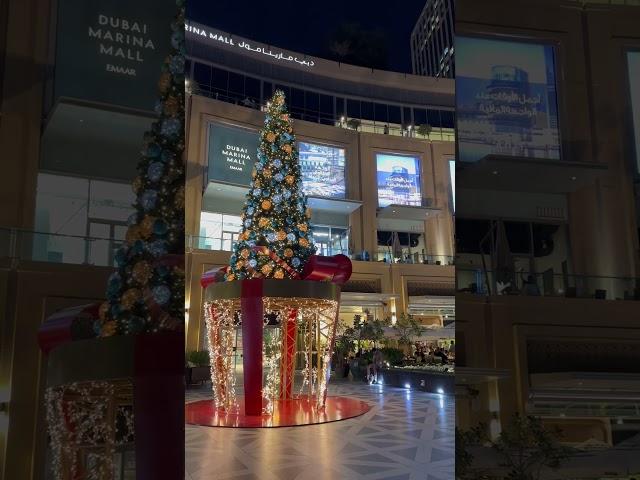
403,107 -> 412,126
263,82 -> 273,100
291,88 -> 305,111
361,102 -> 375,121
374,103 -> 388,123
199,212 -> 242,251
244,76 -> 260,102
227,71 -> 244,96
347,99 -> 360,119
388,105 -> 401,125
193,62 -> 212,89
628,51 -> 640,172
441,110 -> 455,129
305,91 -> 319,113
210,66 -> 228,92
329,227 -> 348,255
336,98 -> 346,117
428,109 -> 441,127
319,94 -> 333,116
312,226 -> 331,256
414,108 -> 427,126
88,180 -> 135,222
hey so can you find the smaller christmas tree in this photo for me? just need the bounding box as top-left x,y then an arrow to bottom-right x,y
227,90 -> 316,281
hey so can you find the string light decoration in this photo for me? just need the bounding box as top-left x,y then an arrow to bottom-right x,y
45,380 -> 134,480
225,90 -> 316,281
205,295 -> 338,411
204,301 -> 238,410
95,0 -> 186,337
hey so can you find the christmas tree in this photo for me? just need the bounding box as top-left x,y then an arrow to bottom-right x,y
96,1 -> 186,336
226,90 -> 316,281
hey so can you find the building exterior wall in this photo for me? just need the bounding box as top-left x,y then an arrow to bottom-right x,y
411,0 -> 455,78
185,95 -> 456,351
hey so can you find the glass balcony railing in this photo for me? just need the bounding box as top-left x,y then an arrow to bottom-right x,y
187,83 -> 455,142
0,228 -> 123,267
457,266 -> 640,301
374,251 -> 455,265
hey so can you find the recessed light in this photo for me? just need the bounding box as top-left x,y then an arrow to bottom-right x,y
492,170 -> 498,175
570,176 -> 577,181
392,210 -> 396,213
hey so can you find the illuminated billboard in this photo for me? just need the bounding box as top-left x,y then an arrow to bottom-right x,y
298,142 -> 346,198
376,154 -> 422,207
207,123 -> 259,185
456,36 -> 561,163
629,51 -> 640,173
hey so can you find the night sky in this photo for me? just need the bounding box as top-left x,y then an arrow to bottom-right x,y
186,0 -> 426,73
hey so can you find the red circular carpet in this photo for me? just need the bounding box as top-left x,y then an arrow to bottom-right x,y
185,395 -> 371,428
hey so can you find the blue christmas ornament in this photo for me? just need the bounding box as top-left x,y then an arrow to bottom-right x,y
140,189 -> 157,211
147,143 -> 161,158
267,233 -> 277,242
244,219 -> 251,227
147,162 -> 164,182
283,190 -> 291,199
247,206 -> 255,215
292,257 -> 301,268
152,285 -> 171,306
274,173 -> 284,182
273,159 -> 282,168
110,303 -> 123,318
256,162 -> 263,171
154,100 -> 163,114
153,219 -> 169,235
156,265 -> 170,278
131,240 -> 145,255
160,149 -> 174,163
169,55 -> 185,75
115,246 -> 128,266
287,233 -> 296,242
128,316 -> 146,334
171,31 -> 184,49
148,239 -> 168,256
273,194 -> 282,204
248,259 -> 257,268
127,212 -> 139,226
161,118 -> 182,137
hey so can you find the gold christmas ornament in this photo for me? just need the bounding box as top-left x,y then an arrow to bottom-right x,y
101,321 -> 117,337
274,269 -> 285,279
282,144 -> 292,154
158,72 -> 171,93
227,273 -> 235,281
299,238 -> 309,247
263,168 -> 272,178
236,260 -> 244,269
132,261 -> 153,285
251,168 -> 257,178
98,302 -> 110,321
285,175 -> 295,185
284,248 -> 294,258
277,230 -> 287,241
140,216 -> 156,238
175,185 -> 185,208
261,199 -> 272,210
121,288 -> 141,310
132,176 -> 143,194
258,217 -> 269,228
125,225 -> 141,243
164,96 -> 180,116
288,126 -> 293,133
240,248 -> 250,259
261,264 -> 273,275
275,95 -> 284,105
254,179 -> 261,188
266,132 -> 276,143
298,223 -> 308,232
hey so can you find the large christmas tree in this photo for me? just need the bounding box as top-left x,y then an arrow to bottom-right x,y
226,90 -> 316,281
96,1 -> 185,336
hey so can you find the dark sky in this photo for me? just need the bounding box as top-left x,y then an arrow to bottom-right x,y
186,0 -> 426,73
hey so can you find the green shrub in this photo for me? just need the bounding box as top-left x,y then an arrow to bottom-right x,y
186,350 -> 210,367
380,347 -> 404,366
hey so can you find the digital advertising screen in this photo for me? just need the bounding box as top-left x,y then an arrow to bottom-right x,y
456,36 -> 561,163
628,51 -> 640,173
376,153 -> 422,207
207,123 -> 259,185
298,142 -> 346,198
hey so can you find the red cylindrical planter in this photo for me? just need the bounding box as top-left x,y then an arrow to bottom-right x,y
240,280 -> 264,416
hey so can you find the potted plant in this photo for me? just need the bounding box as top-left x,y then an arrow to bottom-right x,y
417,123 -> 433,140
346,118 -> 361,131
185,350 -> 210,386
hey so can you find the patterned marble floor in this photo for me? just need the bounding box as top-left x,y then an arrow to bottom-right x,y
185,380 -> 454,480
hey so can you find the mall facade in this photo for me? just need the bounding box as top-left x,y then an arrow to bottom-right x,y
184,22 -> 456,351
455,0 -> 640,455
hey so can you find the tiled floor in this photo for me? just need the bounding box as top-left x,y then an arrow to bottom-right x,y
185,380 -> 454,480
